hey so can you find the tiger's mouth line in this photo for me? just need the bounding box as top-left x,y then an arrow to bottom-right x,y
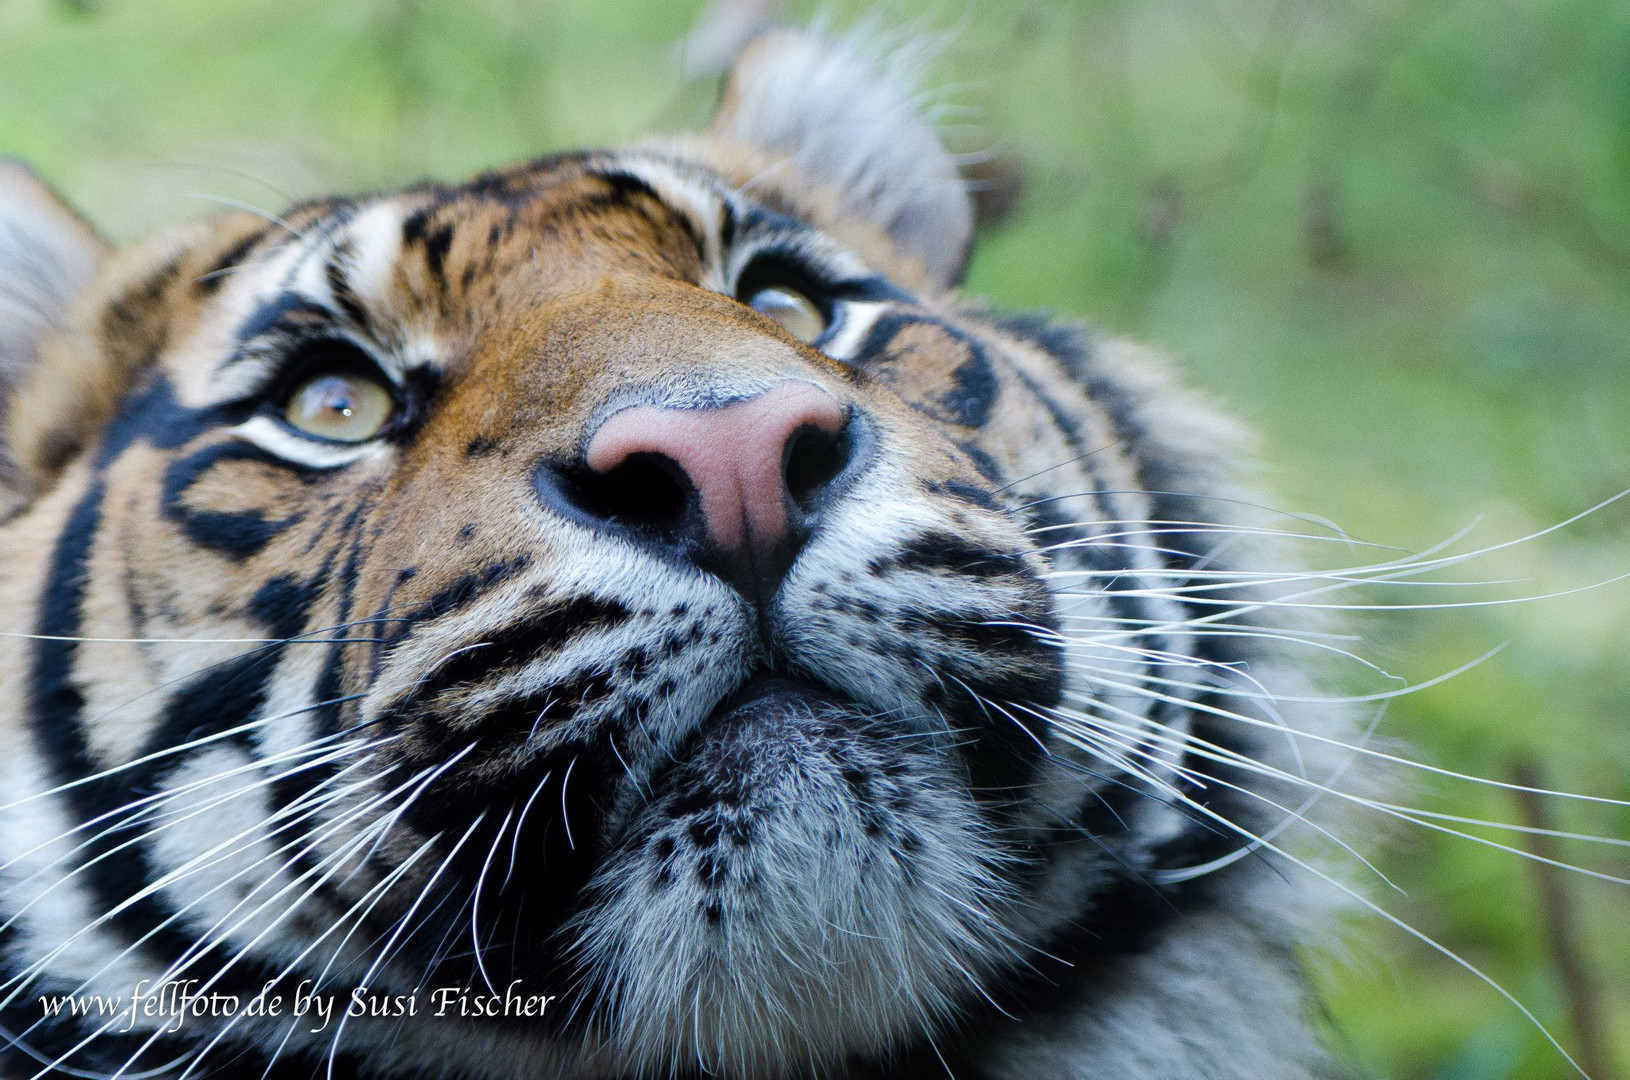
697,671 -> 850,724
599,668 -> 868,832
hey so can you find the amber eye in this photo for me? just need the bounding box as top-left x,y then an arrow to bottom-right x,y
284,369 -> 395,442
747,286 -> 827,344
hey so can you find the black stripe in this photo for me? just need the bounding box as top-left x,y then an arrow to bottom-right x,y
1000,346 -> 1177,666
381,556 -> 533,650
249,572 -> 324,642
366,565 -> 418,681
953,438 -> 1005,485
924,477 -> 1004,513
27,481 -> 111,824
996,312 -> 1222,575
323,245 -> 371,330
138,649 -> 288,787
312,511 -> 368,740
160,442 -> 305,560
412,596 -> 631,703
97,254 -> 183,378
196,225 -> 273,296
26,482 -> 229,973
258,510 -> 360,882
906,595 -> 1065,800
873,531 -> 1028,580
234,291 -> 333,349
857,311 -> 999,428
401,207 -> 456,286
717,197 -> 736,248
91,373 -> 234,470
586,169 -> 707,260
1020,493 -> 1152,629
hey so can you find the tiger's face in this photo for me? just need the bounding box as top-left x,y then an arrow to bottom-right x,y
0,31 -> 1331,1080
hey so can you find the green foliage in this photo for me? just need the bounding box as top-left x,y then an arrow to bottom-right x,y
2,1 -> 1625,1075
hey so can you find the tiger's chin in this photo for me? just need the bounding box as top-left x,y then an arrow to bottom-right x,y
565,678 -> 1021,1077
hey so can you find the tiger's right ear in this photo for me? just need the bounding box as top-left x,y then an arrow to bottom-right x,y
709,29 -> 974,290
0,160 -> 108,503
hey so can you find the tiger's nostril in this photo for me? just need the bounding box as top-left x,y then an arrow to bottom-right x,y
555,453 -> 692,535
784,422 -> 852,517
538,383 -> 866,593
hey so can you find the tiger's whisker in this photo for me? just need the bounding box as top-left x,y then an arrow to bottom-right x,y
1061,704 -> 1630,875
323,803 -> 488,1080
470,810 -> 515,998
1048,705 -> 1398,889
0,739 -> 391,960
0,694 -> 373,815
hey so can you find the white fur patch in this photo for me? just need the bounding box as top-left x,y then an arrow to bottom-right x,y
231,415 -> 389,471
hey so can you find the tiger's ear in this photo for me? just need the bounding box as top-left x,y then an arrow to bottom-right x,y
710,29 -> 974,288
0,161 -> 108,498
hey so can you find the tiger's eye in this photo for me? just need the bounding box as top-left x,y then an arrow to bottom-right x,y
747,286 -> 826,344
284,372 -> 394,443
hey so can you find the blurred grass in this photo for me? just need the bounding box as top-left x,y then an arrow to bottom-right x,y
2,0 -> 1627,1076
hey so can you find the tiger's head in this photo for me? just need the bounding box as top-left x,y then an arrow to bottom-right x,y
0,30 -> 1339,1080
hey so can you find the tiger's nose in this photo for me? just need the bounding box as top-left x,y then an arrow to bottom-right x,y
549,383 -> 863,588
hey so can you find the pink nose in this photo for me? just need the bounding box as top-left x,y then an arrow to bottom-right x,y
584,383 -> 849,556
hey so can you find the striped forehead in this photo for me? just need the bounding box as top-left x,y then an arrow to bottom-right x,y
612,155 -> 732,291
188,160 -> 700,389
178,153 -> 874,408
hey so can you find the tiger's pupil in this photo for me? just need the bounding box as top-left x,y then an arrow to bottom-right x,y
747,286 -> 826,344
285,372 -> 394,442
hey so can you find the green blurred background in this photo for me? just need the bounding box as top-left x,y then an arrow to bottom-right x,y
1,0 -> 1626,1076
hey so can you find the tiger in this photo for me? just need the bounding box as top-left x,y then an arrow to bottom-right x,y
0,26 -> 1391,1080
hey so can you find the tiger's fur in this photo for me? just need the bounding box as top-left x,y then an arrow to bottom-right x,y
0,29 -> 1355,1080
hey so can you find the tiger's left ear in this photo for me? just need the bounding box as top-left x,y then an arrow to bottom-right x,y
0,161 -> 107,497
710,29 -> 974,288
